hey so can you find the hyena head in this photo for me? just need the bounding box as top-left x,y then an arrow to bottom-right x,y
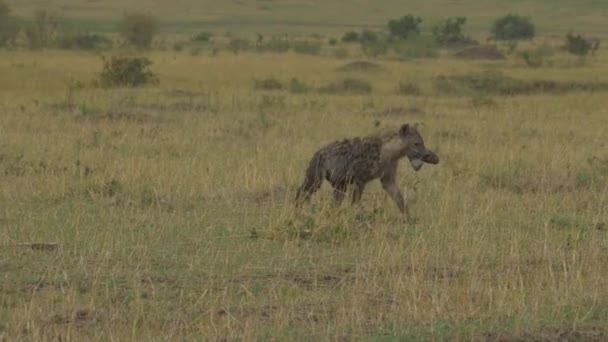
398,123 -> 436,172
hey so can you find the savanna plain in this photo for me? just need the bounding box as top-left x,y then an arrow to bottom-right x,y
1,0 -> 608,340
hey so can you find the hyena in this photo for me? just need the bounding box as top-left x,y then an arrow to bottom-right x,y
295,123 -> 439,215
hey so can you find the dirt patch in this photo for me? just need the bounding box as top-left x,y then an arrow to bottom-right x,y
336,61 -> 385,73
453,45 -> 505,60
476,326 -> 607,342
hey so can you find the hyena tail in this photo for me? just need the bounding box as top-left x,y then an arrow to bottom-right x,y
295,152 -> 324,205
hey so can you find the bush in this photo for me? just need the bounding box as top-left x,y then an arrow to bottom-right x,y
289,78 -> 311,94
25,9 -> 62,49
388,15 -> 422,39
0,1 -> 19,47
491,14 -> 535,40
118,12 -> 158,48
254,78 -> 283,91
328,38 -> 338,46
520,50 -> 544,68
229,38 -> 250,54
341,31 -> 360,43
360,30 -> 379,43
98,56 -> 158,87
319,78 -> 372,95
192,31 -> 212,42
57,32 -> 112,50
292,40 -> 321,55
564,33 -> 598,56
432,17 -> 471,46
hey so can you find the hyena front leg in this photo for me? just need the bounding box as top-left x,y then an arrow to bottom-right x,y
331,182 -> 347,205
351,183 -> 365,204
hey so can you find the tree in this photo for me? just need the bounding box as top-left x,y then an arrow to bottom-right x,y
432,17 -> 468,45
564,33 -> 599,56
490,14 -> 535,41
388,15 -> 422,40
118,12 -> 158,48
0,1 -> 19,47
25,9 -> 62,49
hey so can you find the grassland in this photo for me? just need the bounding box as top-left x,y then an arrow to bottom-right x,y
2,1 -> 608,340
6,0 -> 608,34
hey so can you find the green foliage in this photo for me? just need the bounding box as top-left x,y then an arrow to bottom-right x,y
98,56 -> 158,88
491,14 -> 535,40
118,12 -> 158,48
328,37 -> 338,46
564,33 -> 598,56
292,40 -> 321,55
25,9 -> 62,49
57,32 -> 112,50
229,37 -> 250,54
254,78 -> 283,91
341,31 -> 360,43
288,78 -> 311,94
192,31 -> 212,42
520,50 -> 544,68
0,0 -> 19,47
432,17 -> 470,46
388,15 -> 422,39
360,30 -> 379,43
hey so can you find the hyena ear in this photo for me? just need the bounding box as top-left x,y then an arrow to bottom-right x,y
399,124 -> 410,136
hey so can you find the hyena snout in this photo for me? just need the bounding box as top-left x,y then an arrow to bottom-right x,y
409,148 -> 439,171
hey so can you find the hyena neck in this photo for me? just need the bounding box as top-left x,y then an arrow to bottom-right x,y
378,133 -> 408,162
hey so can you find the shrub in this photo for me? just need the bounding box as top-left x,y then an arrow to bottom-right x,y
432,17 -> 470,46
118,12 -> 158,48
341,31 -> 360,43
192,31 -> 212,42
229,37 -> 250,54
57,32 -> 112,50
564,33 -> 598,56
490,14 -> 535,40
292,40 -> 321,55
360,30 -> 379,43
328,38 -> 338,46
0,1 -> 19,47
520,50 -> 544,68
319,78 -> 372,95
254,78 -> 283,91
388,15 -> 422,39
289,78 -> 311,94
25,9 -> 62,49
98,56 -> 158,87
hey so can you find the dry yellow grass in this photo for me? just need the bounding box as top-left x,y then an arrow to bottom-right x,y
1,45 -> 608,340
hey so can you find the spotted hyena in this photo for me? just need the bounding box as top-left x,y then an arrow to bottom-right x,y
295,123 -> 439,215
